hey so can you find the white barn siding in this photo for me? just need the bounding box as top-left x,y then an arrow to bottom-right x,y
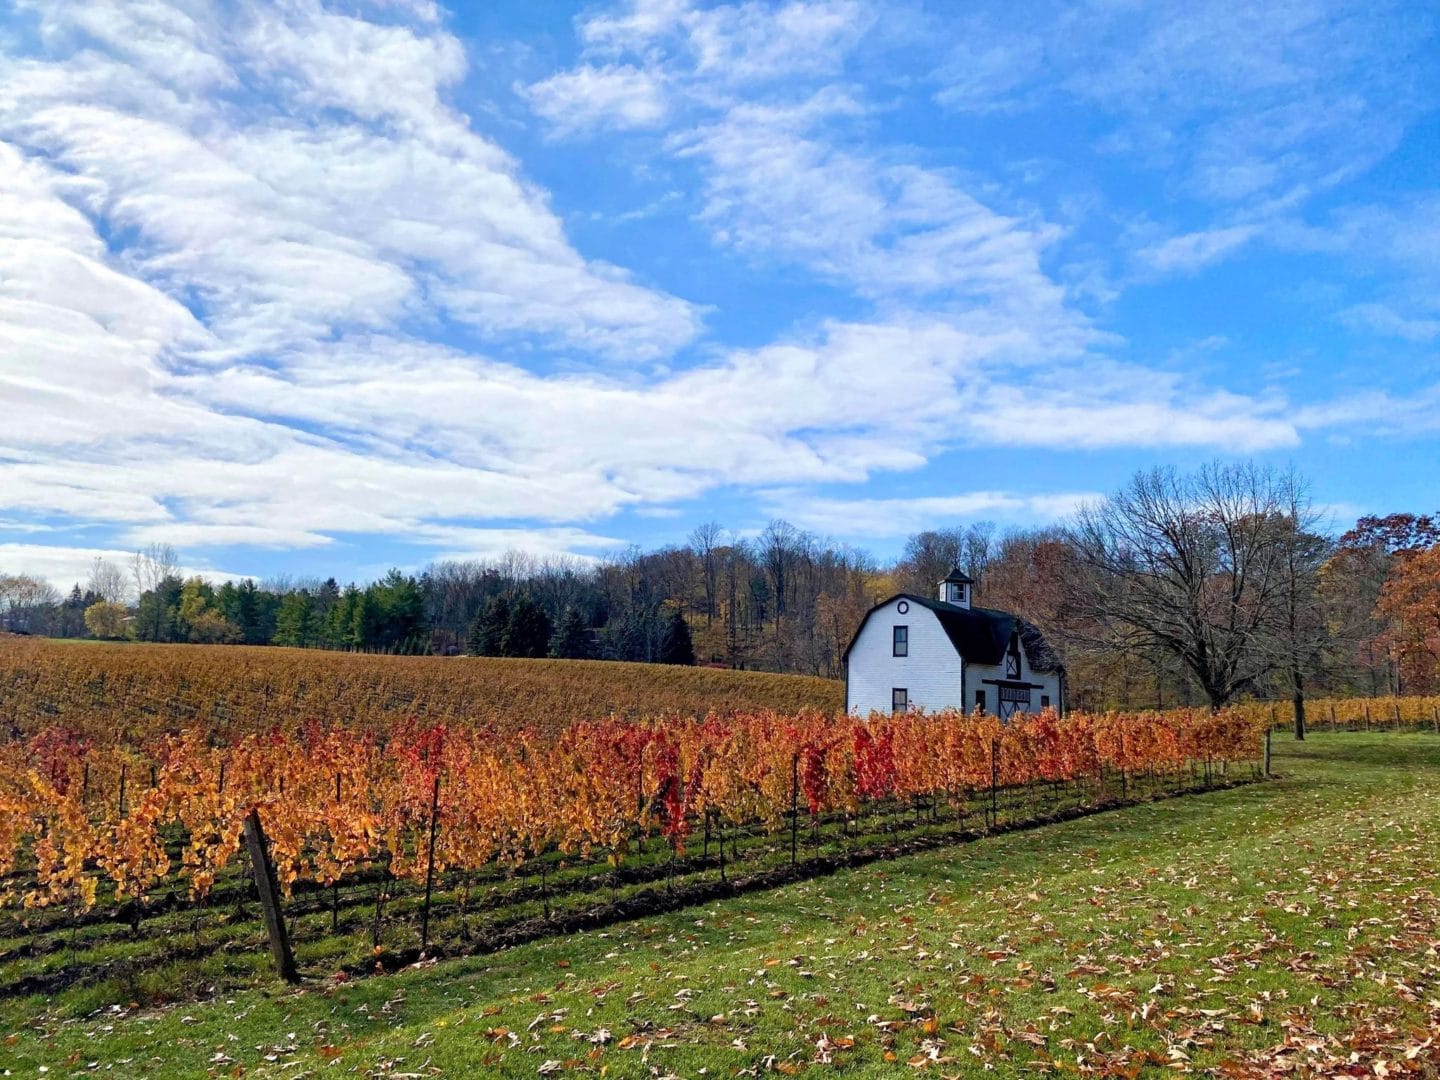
966,645 -> 1062,717
845,599 -> 964,715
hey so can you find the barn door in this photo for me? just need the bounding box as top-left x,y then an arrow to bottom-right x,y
997,684 -> 1031,721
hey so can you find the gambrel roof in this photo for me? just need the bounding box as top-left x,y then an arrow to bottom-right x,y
842,593 -> 1065,674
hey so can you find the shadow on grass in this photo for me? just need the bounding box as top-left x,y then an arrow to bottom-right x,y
1271,730 -> 1440,770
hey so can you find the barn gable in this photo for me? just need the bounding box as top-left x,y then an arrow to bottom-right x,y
843,594 -> 1057,669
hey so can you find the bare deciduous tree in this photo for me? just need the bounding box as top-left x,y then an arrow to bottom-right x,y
1259,474 -> 1330,739
131,543 -> 179,597
689,521 -> 724,626
87,557 -> 130,604
896,523 -> 995,598
1068,463 -> 1304,710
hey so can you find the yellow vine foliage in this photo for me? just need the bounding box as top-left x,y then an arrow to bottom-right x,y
0,705 -> 1262,912
1232,694 -> 1440,729
0,637 -> 843,745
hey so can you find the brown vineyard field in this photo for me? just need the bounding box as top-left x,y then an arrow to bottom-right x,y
0,636 -> 844,744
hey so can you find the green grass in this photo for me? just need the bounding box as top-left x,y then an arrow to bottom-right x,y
1,732 -> 1437,1077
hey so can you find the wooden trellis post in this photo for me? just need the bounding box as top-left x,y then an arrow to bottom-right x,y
243,809 -> 298,984
1263,728 -> 1272,777
789,754 -> 799,867
421,774 -> 441,951
989,738 -> 1000,828
332,772 -> 342,932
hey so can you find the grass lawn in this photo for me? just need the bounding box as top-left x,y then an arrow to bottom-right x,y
2,732 -> 1437,1077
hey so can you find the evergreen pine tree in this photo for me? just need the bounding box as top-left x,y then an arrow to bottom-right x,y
476,594 -> 511,656
548,606 -> 592,659
352,590 -> 381,650
274,592 -> 316,647
464,610 -> 486,657
505,593 -> 552,658
659,608 -> 695,665
372,569 -> 426,650
234,579 -> 266,645
134,576 -> 184,642
325,586 -> 360,649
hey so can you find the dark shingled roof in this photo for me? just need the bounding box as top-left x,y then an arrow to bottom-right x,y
843,593 -> 1065,674
941,567 -> 974,584
1015,617 -> 1065,675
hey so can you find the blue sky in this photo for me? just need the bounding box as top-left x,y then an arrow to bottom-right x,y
1,0 -> 1437,591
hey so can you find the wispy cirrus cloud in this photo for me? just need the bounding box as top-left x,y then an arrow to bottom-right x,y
930,0 -> 1436,290
525,64 -> 669,135
531,3 -> 1077,332
935,0 -> 1428,206
764,490 -> 1105,539
1137,226 -> 1259,275
0,543 -> 247,596
0,0 -> 1433,585
0,1 -> 699,363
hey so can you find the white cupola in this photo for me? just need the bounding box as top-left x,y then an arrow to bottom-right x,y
938,568 -> 973,609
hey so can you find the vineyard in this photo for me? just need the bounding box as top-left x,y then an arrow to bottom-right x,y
0,637 -> 844,742
0,705 -> 1262,1006
18,633 -> 1438,1015
1238,693 -> 1440,732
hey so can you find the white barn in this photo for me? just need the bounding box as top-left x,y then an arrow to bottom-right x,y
844,569 -> 1066,719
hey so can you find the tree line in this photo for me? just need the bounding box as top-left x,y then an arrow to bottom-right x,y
2,462 -> 1437,720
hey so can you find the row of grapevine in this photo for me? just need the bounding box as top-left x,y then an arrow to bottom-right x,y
0,638 -> 843,744
1232,695 -> 1440,732
0,707 -> 1260,914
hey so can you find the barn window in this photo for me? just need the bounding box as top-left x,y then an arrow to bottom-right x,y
974,689 -> 986,713
1040,695 -> 1051,709
892,688 -> 908,713
892,625 -> 908,657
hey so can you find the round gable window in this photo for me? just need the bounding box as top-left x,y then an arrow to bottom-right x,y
896,600 -> 909,614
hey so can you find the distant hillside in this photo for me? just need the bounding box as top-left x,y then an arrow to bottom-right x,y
0,637 -> 844,743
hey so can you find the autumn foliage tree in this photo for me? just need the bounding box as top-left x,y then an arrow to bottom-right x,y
83,601 -> 128,640
1378,544 -> 1440,691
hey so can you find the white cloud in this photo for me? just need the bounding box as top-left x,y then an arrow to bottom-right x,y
0,1 -> 698,362
0,305 -> 1304,559
1294,385 -> 1440,437
672,95 -> 1076,329
683,0 -> 871,83
415,525 -> 627,564
532,4 -> 1085,341
1340,303 -> 1440,343
524,64 -> 669,135
768,490 -> 1104,538
0,543 -> 247,595
577,0 -> 870,84
0,0 -> 1415,574
1137,225 -> 1258,275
